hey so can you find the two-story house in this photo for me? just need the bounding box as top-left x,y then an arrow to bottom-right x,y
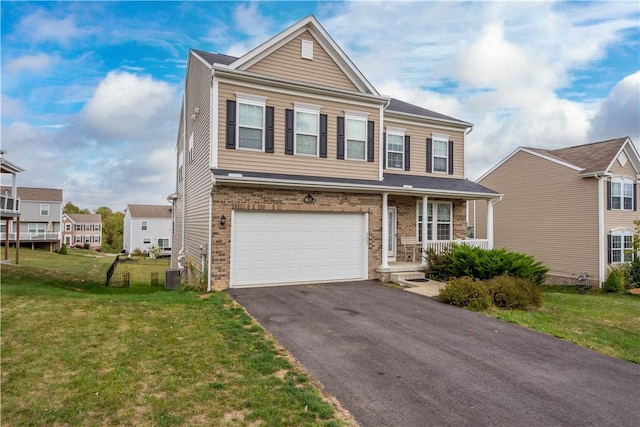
123,204 -> 172,255
0,186 -> 63,252
1,155 -> 24,262
61,213 -> 103,250
473,137 -> 640,287
171,15 -> 500,290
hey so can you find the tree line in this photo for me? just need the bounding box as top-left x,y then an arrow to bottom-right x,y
64,202 -> 123,253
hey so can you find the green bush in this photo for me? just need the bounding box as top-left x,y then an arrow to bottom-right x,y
426,245 -> 549,285
486,276 -> 541,309
438,277 -> 492,311
622,258 -> 640,289
56,243 -> 68,255
603,269 -> 624,293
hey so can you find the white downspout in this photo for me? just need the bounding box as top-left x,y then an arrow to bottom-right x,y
381,192 -> 389,268
487,196 -> 503,250
379,98 -> 391,182
597,175 -> 605,286
421,196 -> 428,266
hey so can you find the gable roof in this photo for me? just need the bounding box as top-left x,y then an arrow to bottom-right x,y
386,98 -> 471,127
0,186 -> 62,202
477,137 -> 639,182
64,213 -> 102,223
126,204 -> 172,219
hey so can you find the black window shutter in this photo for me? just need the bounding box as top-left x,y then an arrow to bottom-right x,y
404,136 -> 411,171
426,138 -> 433,172
285,109 -> 294,155
337,116 -> 345,160
265,106 -> 274,153
607,234 -> 612,264
606,180 -> 611,210
634,183 -> 637,211
448,140 -> 454,175
383,133 -> 386,169
367,120 -> 375,162
319,114 -> 328,158
226,100 -> 236,149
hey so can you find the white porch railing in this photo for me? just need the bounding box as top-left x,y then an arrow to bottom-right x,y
0,232 -> 61,241
423,239 -> 490,254
0,195 -> 20,215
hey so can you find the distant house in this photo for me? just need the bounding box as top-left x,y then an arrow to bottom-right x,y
0,185 -> 63,251
61,213 -> 102,250
123,204 -> 172,255
1,155 -> 24,262
473,137 -> 639,287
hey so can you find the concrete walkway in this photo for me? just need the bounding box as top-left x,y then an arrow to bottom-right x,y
402,279 -> 446,297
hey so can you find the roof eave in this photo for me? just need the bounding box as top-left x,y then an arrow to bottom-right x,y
384,109 -> 472,129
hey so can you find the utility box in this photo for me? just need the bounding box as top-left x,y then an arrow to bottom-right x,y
165,269 -> 181,290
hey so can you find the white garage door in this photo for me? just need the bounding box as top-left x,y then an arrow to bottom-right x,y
231,211 -> 367,287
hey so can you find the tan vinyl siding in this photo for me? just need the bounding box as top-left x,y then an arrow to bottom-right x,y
477,151 -> 600,280
383,119 -> 465,179
247,31 -> 359,92
217,82 -> 380,180
173,54 -> 213,270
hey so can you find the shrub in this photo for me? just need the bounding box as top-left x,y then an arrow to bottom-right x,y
438,277 -> 492,311
83,243 -> 90,250
603,269 -> 624,293
486,276 -> 541,309
57,243 -> 68,255
426,245 -> 548,285
622,258 -> 640,289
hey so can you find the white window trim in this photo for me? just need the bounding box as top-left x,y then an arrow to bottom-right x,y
386,127 -> 405,170
611,177 -> 634,211
65,224 -> 71,231
345,110 -> 368,161
294,103 -> 321,157
236,93 -> 267,152
610,229 -> 635,264
141,221 -> 148,231
40,204 -> 49,216
432,134 -> 449,174
417,201 -> 453,241
188,132 -> 194,163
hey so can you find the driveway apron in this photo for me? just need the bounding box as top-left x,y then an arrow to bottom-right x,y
228,281 -> 639,427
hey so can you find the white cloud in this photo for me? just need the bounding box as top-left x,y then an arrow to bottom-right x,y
588,72 -> 640,144
18,10 -> 86,45
82,71 -> 178,140
5,53 -> 53,73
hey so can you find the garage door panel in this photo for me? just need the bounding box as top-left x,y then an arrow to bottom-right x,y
231,211 -> 366,287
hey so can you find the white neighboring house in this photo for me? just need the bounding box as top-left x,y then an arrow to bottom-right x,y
123,204 -> 172,255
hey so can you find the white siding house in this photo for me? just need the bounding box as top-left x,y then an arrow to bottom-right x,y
123,204 -> 172,255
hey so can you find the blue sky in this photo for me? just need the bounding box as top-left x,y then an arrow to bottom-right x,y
2,1 -> 639,211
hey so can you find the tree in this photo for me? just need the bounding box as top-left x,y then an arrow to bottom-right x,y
63,202 -> 90,214
95,206 -> 124,253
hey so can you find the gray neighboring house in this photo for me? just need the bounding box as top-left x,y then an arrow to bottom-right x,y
0,186 -> 63,251
123,204 -> 172,255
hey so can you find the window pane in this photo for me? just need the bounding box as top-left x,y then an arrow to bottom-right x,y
611,196 -> 621,210
427,203 -> 433,222
387,134 -> 403,151
347,119 -> 366,140
296,111 -> 317,134
436,224 -> 450,240
611,182 -> 621,196
296,134 -> 317,155
434,157 -> 447,172
434,140 -> 448,156
239,103 -> 263,127
347,140 -> 365,160
239,128 -> 262,149
623,183 -> 633,197
437,204 -> 451,222
388,152 -> 403,169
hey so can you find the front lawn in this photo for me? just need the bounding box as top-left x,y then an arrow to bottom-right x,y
486,286 -> 640,363
1,250 -> 351,426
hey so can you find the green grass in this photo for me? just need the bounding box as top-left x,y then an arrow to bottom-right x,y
1,250 -> 351,426
486,286 -> 640,363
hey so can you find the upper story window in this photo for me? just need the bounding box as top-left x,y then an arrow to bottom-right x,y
237,94 -> 266,151
95,224 -> 101,231
433,136 -> 449,173
65,224 -> 71,232
141,221 -> 148,231
188,132 -> 194,163
40,204 -> 49,216
294,104 -> 320,156
610,177 -> 635,211
178,151 -> 184,182
386,128 -> 405,169
345,111 -> 368,161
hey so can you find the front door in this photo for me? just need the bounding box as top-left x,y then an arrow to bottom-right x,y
388,207 -> 397,261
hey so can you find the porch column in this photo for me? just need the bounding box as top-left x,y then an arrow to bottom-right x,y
487,199 -> 495,250
381,192 -> 389,268
4,218 -> 9,261
421,196 -> 428,266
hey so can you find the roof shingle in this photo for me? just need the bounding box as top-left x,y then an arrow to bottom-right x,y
126,204 -> 172,219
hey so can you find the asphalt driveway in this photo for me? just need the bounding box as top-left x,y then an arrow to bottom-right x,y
228,281 -> 639,427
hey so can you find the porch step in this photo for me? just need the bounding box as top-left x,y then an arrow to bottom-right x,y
390,271 -> 431,289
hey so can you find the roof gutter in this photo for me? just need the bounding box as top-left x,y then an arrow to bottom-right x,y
213,174 -> 501,200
